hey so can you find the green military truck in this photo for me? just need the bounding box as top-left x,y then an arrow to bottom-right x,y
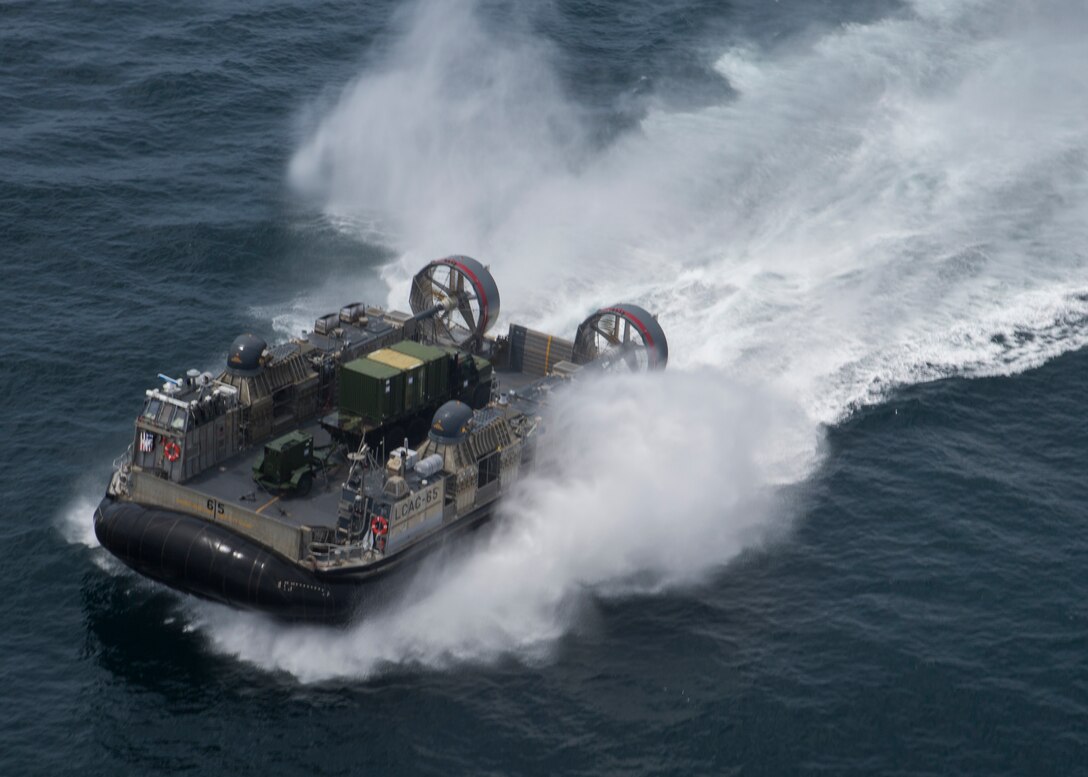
328,340 -> 493,450
251,431 -> 326,496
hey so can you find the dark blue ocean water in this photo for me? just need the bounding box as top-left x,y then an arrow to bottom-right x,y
3,0 -> 1087,774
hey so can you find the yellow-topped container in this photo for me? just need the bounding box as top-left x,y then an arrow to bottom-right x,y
368,349 -> 423,372
368,349 -> 426,410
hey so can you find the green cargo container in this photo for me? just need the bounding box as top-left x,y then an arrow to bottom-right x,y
448,349 -> 469,395
473,355 -> 493,383
368,349 -> 425,412
391,340 -> 451,403
340,357 -> 404,422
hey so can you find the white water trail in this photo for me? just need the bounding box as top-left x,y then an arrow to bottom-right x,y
291,0 -> 1088,415
205,0 -> 1087,679
200,372 -> 812,682
59,492 -> 101,550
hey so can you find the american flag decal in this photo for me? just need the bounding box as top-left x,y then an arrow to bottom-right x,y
139,431 -> 154,453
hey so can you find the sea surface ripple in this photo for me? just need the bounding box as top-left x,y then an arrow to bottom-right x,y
1,0 -> 1086,775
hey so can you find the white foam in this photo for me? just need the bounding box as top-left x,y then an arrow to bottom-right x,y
206,0 -> 1088,678
57,489 -> 136,574
291,0 -> 1087,419
201,372 -> 814,682
58,492 -> 101,550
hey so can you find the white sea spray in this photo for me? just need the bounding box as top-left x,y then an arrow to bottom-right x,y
197,0 -> 1088,679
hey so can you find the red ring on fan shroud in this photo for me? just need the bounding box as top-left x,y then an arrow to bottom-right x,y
573,303 -> 669,370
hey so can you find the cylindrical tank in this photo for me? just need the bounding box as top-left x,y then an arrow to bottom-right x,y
416,453 -> 445,477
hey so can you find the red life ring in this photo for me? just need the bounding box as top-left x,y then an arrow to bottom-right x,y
164,440 -> 181,463
371,516 -> 389,537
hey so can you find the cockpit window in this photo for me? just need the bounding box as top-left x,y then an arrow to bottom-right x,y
142,399 -> 161,420
157,403 -> 175,426
170,410 -> 188,431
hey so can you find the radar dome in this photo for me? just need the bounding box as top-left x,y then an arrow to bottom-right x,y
226,334 -> 267,376
429,400 -> 473,443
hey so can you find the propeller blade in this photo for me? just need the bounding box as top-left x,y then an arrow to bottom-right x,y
592,323 -> 622,346
457,296 -> 477,336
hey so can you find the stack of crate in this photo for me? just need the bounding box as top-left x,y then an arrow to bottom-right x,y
338,341 -> 454,422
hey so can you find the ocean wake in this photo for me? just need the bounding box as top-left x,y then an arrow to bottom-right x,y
290,0 -> 1088,419
198,372 -> 812,682
198,0 -> 1087,678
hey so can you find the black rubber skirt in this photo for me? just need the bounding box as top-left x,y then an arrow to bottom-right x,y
93,497 -> 362,621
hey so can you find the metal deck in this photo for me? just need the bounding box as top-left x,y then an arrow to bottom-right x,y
185,421 -> 347,529
180,365 -> 544,531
